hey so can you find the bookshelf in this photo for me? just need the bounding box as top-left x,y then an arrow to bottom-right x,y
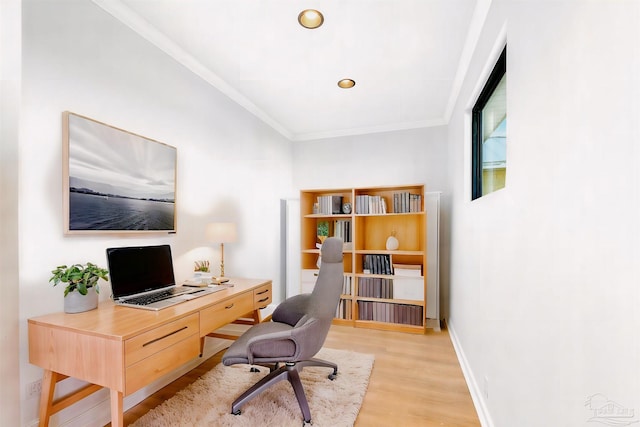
300,185 -> 427,334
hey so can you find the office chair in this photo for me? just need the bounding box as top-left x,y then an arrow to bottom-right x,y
222,236 -> 344,425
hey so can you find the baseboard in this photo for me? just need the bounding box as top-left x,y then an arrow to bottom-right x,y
447,319 -> 494,427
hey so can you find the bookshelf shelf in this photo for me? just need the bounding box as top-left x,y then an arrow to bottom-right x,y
301,184 -> 428,333
355,249 -> 423,255
304,213 -> 352,219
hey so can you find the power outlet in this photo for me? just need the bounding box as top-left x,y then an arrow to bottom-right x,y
483,375 -> 489,400
27,379 -> 42,399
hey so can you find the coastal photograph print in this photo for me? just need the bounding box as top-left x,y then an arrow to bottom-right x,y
62,112 -> 177,234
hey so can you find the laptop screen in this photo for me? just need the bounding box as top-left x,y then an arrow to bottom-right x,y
107,244 -> 176,299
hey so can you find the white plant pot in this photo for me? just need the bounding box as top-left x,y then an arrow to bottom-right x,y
64,287 -> 98,313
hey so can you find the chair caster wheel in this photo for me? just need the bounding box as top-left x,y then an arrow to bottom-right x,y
302,419 -> 313,426
232,409 -> 241,416
328,372 -> 337,380
250,367 -> 260,373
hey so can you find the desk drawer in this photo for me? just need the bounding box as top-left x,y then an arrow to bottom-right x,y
254,284 -> 272,309
125,335 -> 199,395
125,313 -> 199,367
200,292 -> 254,334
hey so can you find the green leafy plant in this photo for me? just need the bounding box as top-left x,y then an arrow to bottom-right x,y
194,260 -> 210,272
49,263 -> 109,297
317,221 -> 329,237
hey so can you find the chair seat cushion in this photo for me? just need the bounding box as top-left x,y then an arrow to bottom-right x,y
222,321 -> 296,366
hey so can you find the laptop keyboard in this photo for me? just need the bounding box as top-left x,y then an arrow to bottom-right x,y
123,289 -> 179,306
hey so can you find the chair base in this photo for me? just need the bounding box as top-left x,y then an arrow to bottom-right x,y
231,358 -> 338,423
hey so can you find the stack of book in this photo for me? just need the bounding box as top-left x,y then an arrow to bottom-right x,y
333,219 -> 352,243
354,195 -> 387,214
336,299 -> 352,320
342,275 -> 353,295
357,277 -> 393,299
316,195 -> 343,215
363,254 -> 392,275
357,301 -> 423,326
393,192 -> 422,213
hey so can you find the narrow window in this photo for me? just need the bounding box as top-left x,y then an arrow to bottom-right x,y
472,47 -> 506,200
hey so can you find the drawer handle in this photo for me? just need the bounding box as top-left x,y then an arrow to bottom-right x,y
259,305 -> 268,310
257,297 -> 269,303
225,303 -> 234,309
143,326 -> 188,347
257,289 -> 269,295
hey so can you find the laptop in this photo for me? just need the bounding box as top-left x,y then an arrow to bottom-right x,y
106,244 -> 221,311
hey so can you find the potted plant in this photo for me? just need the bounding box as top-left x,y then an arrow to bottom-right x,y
194,260 -> 210,273
49,262 -> 109,313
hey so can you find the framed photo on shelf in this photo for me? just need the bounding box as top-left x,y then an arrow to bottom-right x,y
62,111 -> 177,234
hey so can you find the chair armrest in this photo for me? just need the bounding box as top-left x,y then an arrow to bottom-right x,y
246,328 -> 299,364
245,317 -> 325,364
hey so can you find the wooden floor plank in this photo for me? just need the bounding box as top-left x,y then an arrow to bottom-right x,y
114,323 -> 479,426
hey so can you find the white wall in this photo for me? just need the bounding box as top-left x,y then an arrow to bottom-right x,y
447,1 -> 640,426
1,0 -> 22,425
293,126 -> 448,191
18,0 -> 293,425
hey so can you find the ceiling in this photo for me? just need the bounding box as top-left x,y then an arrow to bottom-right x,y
92,0 -> 487,141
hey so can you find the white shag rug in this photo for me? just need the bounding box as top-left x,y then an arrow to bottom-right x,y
131,348 -> 374,427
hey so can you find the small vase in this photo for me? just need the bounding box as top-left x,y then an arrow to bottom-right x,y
386,235 -> 399,251
64,287 -> 99,313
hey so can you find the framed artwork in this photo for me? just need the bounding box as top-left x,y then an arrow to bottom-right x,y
62,111 -> 177,234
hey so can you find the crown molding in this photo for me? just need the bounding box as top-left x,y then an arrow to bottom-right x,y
292,118 -> 447,142
91,0 -> 294,141
443,0 -> 493,122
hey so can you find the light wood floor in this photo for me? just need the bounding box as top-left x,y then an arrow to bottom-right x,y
117,324 -> 480,426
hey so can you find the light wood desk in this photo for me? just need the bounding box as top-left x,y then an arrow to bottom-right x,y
28,277 -> 272,427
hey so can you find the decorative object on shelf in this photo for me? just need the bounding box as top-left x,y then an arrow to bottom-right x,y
317,221 -> 329,244
206,222 -> 237,282
194,260 -> 210,272
193,260 -> 212,284
49,262 -> 109,313
342,202 -> 352,214
386,231 -> 399,251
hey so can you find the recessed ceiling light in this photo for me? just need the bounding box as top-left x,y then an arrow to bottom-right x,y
298,9 -> 324,29
338,79 -> 356,89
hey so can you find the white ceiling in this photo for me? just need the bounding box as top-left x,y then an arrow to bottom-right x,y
92,0 -> 488,141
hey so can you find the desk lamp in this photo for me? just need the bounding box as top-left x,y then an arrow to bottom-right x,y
206,222 -> 237,284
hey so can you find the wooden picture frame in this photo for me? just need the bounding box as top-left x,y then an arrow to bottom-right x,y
62,111 -> 177,234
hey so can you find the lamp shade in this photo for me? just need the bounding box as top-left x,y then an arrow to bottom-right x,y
206,222 -> 237,243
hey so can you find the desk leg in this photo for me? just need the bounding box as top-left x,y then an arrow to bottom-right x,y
110,389 -> 124,427
38,370 -> 57,427
251,309 -> 262,323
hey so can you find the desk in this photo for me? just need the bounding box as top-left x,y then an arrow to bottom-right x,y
28,277 -> 272,427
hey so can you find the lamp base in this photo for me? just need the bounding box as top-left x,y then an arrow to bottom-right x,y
211,276 -> 230,285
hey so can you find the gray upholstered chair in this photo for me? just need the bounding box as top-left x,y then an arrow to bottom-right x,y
222,236 -> 344,424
